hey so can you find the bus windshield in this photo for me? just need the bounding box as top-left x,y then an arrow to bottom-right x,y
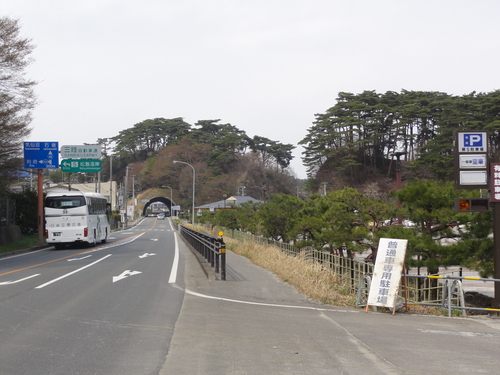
45,196 -> 86,209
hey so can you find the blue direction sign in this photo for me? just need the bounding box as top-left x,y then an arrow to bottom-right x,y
60,159 -> 102,173
23,142 -> 59,169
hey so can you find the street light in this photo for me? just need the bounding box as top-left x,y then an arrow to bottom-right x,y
391,152 -> 406,225
162,185 -> 173,216
173,160 -> 195,227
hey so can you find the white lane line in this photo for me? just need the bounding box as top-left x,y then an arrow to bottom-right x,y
185,289 -> 357,313
89,231 -> 147,253
0,274 -> 40,285
168,233 -> 179,283
67,255 -> 92,262
35,254 -> 112,289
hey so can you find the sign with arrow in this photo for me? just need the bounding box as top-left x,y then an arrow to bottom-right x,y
23,142 -> 59,169
61,159 -> 102,173
112,270 -> 142,283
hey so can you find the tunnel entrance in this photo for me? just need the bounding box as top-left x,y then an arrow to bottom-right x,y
142,196 -> 173,217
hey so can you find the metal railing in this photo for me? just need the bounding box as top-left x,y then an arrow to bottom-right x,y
178,223 -> 226,280
203,224 -> 500,315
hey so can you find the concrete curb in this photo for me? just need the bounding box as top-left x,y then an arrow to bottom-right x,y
0,244 -> 52,259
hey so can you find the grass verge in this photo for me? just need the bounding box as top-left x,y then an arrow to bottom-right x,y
225,238 -> 356,307
225,237 -> 457,315
0,235 -> 40,255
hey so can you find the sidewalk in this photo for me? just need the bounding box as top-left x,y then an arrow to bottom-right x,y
162,241 -> 500,375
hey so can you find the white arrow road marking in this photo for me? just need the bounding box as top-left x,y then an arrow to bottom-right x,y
36,255 -> 112,289
113,270 -> 142,283
0,274 -> 40,285
67,255 -> 92,261
139,253 -> 156,258
150,238 -> 159,241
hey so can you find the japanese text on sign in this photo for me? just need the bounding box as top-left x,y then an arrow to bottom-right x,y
367,238 -> 408,309
491,164 -> 500,202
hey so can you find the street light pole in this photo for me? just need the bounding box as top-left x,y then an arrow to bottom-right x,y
132,175 -> 136,221
162,185 -> 173,216
173,160 -> 195,227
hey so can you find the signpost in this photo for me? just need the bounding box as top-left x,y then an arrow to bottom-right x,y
60,159 -> 102,173
23,141 -> 59,245
454,131 -> 500,310
454,131 -> 488,189
23,142 -> 59,169
60,144 -> 101,159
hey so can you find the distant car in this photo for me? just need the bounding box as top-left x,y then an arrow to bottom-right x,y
157,213 -> 165,220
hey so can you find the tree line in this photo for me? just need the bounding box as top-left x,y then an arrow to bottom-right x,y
202,179 -> 492,278
300,90 -> 500,188
93,118 -> 299,210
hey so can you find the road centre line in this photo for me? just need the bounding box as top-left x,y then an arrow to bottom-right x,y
35,254 -> 112,289
0,222 -> 156,278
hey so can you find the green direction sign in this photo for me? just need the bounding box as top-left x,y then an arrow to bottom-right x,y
60,159 -> 102,173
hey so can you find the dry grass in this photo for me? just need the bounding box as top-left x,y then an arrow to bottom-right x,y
225,238 -> 356,307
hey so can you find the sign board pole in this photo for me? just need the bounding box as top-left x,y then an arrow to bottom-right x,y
37,169 -> 44,245
493,158 -> 500,310
494,203 -> 500,309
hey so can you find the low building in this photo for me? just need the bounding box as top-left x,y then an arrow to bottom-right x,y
196,195 -> 263,211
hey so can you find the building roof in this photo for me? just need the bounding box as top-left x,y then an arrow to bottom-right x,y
196,196 -> 263,210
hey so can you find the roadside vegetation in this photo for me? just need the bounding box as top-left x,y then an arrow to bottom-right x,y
0,234 -> 38,255
225,236 -> 452,315
1,17 -> 498,298
199,179 -> 493,279
226,237 -> 355,307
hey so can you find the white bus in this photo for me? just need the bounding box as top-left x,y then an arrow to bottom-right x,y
45,191 -> 111,249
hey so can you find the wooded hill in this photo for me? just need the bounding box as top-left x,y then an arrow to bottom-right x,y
300,90 -> 500,193
94,119 -> 300,209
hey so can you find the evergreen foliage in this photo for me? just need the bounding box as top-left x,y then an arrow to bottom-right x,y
300,90 -> 500,185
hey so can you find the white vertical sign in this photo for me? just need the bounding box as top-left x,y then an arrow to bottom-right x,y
367,238 -> 408,310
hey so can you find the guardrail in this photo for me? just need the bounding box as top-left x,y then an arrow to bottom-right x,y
204,224 -> 500,315
356,273 -> 500,316
177,223 -> 226,280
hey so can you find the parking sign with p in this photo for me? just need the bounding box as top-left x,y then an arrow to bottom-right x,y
459,132 -> 487,152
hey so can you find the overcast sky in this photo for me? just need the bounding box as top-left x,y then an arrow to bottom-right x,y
3,0 -> 500,178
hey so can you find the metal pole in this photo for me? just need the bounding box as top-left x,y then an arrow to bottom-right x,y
220,239 -> 226,281
37,169 -> 44,245
494,203 -> 500,309
109,155 -> 113,210
132,175 -> 136,221
124,167 -> 129,228
173,161 -> 195,227
163,186 -> 173,215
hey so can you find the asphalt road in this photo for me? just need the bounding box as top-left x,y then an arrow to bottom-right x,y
0,217 -> 183,375
2,218 -> 500,374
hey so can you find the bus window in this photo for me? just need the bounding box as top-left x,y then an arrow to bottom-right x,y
45,196 -> 86,209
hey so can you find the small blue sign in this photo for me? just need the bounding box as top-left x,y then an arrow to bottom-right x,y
464,133 -> 484,148
24,142 -> 59,169
458,132 -> 487,153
